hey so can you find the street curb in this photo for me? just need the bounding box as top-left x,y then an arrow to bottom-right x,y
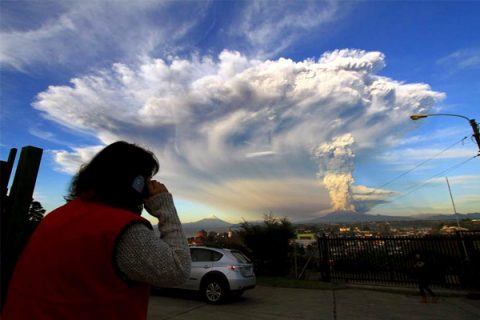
256,280 -> 480,300
345,283 -> 477,298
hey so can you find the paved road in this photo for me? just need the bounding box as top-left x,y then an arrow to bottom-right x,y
148,286 -> 480,320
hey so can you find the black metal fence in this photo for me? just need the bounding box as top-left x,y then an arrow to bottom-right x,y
317,232 -> 480,289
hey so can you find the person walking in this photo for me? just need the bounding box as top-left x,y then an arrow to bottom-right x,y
413,253 -> 437,303
2,141 -> 191,319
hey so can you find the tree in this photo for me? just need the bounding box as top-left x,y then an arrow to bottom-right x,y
28,200 -> 46,223
201,230 -> 246,251
24,200 -> 46,235
239,213 -> 295,276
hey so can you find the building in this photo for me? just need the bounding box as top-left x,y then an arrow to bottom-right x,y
294,232 -> 317,247
440,225 -> 469,234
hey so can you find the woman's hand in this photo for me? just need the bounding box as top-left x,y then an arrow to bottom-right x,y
143,180 -> 172,219
146,180 -> 169,196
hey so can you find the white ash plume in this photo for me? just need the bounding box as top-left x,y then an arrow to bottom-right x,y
313,133 -> 356,212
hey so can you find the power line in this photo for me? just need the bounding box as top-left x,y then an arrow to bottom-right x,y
366,136 -> 468,194
385,154 -> 478,203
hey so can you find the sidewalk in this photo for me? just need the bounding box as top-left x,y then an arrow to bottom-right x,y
345,283 -> 477,297
334,287 -> 479,320
148,285 -> 480,320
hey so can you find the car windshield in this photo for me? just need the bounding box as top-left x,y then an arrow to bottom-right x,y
231,250 -> 251,264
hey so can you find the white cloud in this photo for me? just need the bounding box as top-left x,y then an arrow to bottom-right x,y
34,49 -> 444,219
0,1 -> 347,72
379,147 -> 476,163
0,1 -> 208,71
29,127 -> 74,146
50,145 -> 104,174
245,151 -> 276,158
233,0 -> 345,58
429,175 -> 480,185
351,185 -> 395,201
396,127 -> 469,146
437,48 -> 480,71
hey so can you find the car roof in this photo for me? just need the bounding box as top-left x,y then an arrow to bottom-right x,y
189,245 -> 228,250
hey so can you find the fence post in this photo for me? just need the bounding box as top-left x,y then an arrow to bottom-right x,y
0,149 -> 17,193
458,232 -> 479,290
317,233 -> 331,282
0,148 -> 18,309
1,146 -> 43,309
0,148 -> 17,222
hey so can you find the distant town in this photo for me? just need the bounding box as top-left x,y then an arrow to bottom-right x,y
180,213 -> 480,246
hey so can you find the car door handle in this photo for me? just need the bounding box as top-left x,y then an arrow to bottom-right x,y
203,265 -> 210,269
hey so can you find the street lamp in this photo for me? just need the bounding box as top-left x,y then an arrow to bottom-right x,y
410,113 -> 480,155
411,113 -> 476,264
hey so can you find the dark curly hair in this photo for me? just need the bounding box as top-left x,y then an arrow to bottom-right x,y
67,141 -> 159,214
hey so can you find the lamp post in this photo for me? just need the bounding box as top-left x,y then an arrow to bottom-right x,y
411,113 -> 476,265
410,113 -> 480,155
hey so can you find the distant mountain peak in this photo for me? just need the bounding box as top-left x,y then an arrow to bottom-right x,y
188,215 -> 232,226
181,215 -> 233,237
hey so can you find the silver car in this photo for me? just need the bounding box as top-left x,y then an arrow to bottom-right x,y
171,246 -> 256,304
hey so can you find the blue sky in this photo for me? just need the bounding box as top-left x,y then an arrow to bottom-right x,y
1,1 -> 479,223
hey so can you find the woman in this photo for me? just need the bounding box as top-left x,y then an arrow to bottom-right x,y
3,141 -> 191,319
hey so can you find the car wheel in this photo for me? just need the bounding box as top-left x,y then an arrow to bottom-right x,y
202,277 -> 227,304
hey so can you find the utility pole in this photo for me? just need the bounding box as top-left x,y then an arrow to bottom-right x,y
446,177 -> 461,229
469,119 -> 480,155
445,176 -> 469,262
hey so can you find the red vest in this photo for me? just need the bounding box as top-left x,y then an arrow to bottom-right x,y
3,199 -> 152,320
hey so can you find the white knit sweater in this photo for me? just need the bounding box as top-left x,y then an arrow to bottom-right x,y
115,193 -> 191,287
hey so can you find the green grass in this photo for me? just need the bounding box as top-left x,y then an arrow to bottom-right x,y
257,276 -> 346,290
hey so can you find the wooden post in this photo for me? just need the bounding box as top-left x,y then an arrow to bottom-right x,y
0,148 -> 17,198
293,242 -> 298,279
1,149 -> 17,222
1,146 -> 43,309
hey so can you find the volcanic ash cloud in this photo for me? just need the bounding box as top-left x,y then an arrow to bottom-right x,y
313,133 -> 356,212
35,49 -> 446,218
